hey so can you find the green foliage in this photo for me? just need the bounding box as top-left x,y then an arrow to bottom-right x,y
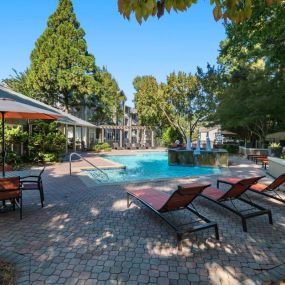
0,125 -> 28,146
28,121 -> 66,162
269,142 -> 281,147
2,69 -> 34,97
90,67 -> 126,124
161,127 -> 183,147
5,151 -> 22,166
133,76 -> 164,127
215,1 -> 285,145
134,71 -> 216,141
90,142 -> 111,152
27,0 -> 97,111
221,144 -> 239,154
118,0 -> 282,24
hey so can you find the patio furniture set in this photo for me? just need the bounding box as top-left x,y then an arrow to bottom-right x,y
0,167 -> 45,219
1,166 -> 285,250
247,154 -> 269,169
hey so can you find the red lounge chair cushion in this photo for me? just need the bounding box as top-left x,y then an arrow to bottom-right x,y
250,183 -> 268,192
129,189 -> 169,211
0,191 -> 20,200
202,187 -> 225,201
179,183 -> 210,190
218,178 -> 242,184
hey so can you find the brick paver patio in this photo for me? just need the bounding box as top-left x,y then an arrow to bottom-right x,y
0,152 -> 285,285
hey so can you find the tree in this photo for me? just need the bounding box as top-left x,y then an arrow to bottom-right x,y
89,67 -> 126,124
134,71 -> 216,142
2,69 -> 34,97
133,75 -> 165,128
215,1 -> 285,145
27,0 -> 97,112
118,0 -> 282,24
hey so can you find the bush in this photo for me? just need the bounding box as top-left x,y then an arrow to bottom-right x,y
90,142 -> 111,152
28,121 -> 66,162
5,151 -> 22,166
161,127 -> 183,147
222,144 -> 239,154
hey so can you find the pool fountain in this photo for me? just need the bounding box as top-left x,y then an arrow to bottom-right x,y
168,133 -> 229,167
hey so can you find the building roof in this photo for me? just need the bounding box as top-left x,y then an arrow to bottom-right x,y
266,131 -> 285,141
0,85 -> 96,128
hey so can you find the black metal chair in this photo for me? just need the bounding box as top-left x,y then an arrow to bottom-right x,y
20,166 -> 45,207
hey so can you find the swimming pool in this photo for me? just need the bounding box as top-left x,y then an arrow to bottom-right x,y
86,152 -> 220,184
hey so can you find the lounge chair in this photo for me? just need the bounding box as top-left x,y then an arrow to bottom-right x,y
112,142 -> 123,150
218,173 -> 285,203
133,143 -> 140,149
0,177 -> 22,219
21,167 -> 45,207
127,183 -> 219,250
200,176 -> 272,232
125,143 -> 131,149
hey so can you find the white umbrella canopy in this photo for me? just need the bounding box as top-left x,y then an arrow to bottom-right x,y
0,98 -> 62,177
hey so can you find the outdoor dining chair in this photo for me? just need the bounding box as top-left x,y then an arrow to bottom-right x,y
0,177 -> 22,219
20,166 -> 45,207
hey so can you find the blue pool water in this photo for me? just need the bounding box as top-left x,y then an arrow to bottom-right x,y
87,152 -> 220,184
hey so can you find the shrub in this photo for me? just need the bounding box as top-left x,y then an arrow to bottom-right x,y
269,142 -> 281,148
161,127 -> 183,147
222,144 -> 239,154
90,142 -> 111,152
28,121 -> 66,162
5,151 -> 22,166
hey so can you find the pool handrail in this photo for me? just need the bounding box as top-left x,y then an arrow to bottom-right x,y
69,152 -> 109,181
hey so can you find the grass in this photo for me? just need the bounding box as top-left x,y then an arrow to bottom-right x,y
0,261 -> 16,285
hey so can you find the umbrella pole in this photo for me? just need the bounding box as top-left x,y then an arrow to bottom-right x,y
1,112 -> 5,177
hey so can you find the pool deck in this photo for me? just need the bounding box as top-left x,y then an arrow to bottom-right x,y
1,150 -> 285,285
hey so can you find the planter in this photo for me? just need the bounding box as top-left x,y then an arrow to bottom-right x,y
268,147 -> 283,158
268,157 -> 285,178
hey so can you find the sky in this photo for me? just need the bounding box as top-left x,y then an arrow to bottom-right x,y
0,0 -> 226,106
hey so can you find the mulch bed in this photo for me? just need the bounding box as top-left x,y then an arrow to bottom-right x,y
0,261 -> 16,285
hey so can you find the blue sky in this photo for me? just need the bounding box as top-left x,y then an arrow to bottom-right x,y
0,0 -> 226,106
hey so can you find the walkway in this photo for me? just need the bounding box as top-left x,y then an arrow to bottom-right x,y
0,153 -> 285,285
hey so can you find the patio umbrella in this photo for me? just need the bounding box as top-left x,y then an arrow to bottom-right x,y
0,98 -> 62,177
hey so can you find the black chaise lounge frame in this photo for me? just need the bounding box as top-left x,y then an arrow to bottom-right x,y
127,183 -> 219,250
200,176 -> 273,232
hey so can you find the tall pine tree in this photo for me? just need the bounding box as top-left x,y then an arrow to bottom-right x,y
27,0 -> 96,112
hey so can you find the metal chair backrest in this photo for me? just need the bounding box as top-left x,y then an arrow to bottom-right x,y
269,173 -> 285,190
222,176 -> 264,200
160,184 -> 210,212
39,166 -> 46,177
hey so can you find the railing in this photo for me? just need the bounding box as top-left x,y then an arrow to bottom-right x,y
69,152 -> 109,182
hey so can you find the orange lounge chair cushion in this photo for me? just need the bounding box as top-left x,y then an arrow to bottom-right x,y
250,183 -> 268,192
129,188 -> 169,211
0,191 -> 20,200
202,187 -> 226,201
218,178 -> 242,184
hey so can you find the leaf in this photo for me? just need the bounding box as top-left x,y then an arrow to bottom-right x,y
213,5 -> 222,21
165,0 -> 173,12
